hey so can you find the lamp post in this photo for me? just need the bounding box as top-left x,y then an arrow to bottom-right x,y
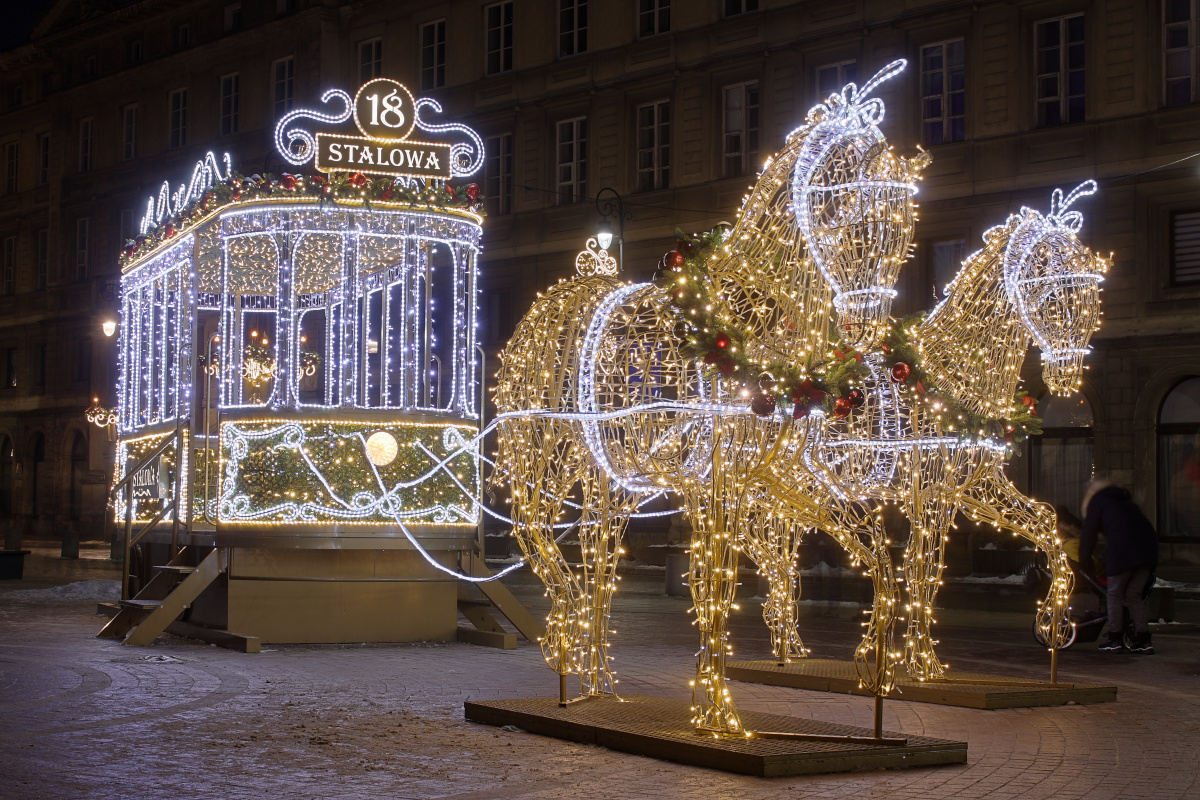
594,187 -> 630,269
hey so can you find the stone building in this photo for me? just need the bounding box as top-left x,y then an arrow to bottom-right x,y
0,0 -> 1197,573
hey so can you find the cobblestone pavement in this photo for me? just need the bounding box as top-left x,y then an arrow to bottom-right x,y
1,569 -> 1198,800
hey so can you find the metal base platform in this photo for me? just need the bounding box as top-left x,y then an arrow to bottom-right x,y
464,695 -> 967,777
727,659 -> 1117,709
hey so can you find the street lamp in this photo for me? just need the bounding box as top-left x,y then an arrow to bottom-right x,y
102,320 -> 117,337
594,188 -> 630,269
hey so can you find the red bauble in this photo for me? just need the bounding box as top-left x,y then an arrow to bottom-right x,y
466,183 -> 480,202
381,187 -> 393,201
281,174 -> 297,191
664,250 -> 685,269
717,356 -> 736,377
881,343 -> 892,354
1022,395 -> 1038,409
833,397 -> 851,417
714,332 -> 730,349
890,362 -> 911,383
349,172 -> 368,188
164,223 -> 176,237
446,185 -> 457,201
847,388 -> 866,408
232,191 -> 242,201
750,393 -> 777,417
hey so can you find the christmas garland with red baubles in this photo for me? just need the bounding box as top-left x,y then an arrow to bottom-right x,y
651,229 -> 1042,443
120,171 -> 484,266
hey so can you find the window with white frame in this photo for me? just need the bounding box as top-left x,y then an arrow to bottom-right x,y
1171,209 -> 1200,285
273,57 -> 294,117
637,100 -> 670,192
359,38 -> 383,83
169,89 -> 187,149
724,0 -> 758,16
1166,0 -> 1200,105
3,142 -> 16,194
921,39 -> 965,145
817,61 -> 856,97
75,218 -> 89,281
122,105 -> 138,160
485,133 -> 513,216
556,117 -> 587,205
2,236 -> 15,296
36,134 -> 48,185
1158,377 -> 1200,539
221,74 -> 240,135
723,81 -> 758,178
35,230 -> 47,290
78,119 -> 92,172
639,0 -> 670,38
486,2 -> 513,75
560,0 -> 587,58
421,20 -> 446,90
1036,14 -> 1085,126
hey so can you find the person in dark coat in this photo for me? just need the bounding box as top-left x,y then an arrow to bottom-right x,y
1078,480 -> 1158,654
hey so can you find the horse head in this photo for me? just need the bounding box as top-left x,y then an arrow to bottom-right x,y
1002,181 -> 1110,395
792,60 -> 930,352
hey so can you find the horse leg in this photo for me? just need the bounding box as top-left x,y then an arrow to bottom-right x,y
961,457 -> 1075,665
758,519 -> 809,664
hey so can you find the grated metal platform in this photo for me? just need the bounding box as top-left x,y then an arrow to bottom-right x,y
464,694 -> 967,777
727,659 -> 1117,709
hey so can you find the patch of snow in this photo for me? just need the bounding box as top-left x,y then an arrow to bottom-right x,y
797,562 -> 859,578
1,579 -> 120,603
955,574 -> 1027,585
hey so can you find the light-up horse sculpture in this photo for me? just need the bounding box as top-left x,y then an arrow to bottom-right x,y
491,62 -> 927,734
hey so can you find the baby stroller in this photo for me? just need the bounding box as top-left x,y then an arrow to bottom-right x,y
1024,557 -> 1150,649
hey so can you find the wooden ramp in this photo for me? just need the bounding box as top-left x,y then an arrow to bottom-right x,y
727,659 -> 1117,709
464,695 -> 966,777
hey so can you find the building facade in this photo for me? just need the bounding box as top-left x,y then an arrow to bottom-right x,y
1,0 -> 1197,571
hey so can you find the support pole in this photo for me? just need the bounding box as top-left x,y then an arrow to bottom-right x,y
1050,647 -> 1059,685
874,611 -> 885,739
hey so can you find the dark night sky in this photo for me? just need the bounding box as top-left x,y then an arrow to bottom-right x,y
0,0 -> 59,53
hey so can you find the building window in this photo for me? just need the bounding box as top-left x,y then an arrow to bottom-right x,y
82,56 -> 96,79
1166,1 -> 1199,105
421,20 -> 447,90
930,238 -> 966,296
78,118 -> 92,172
1030,393 -> 1094,515
1171,209 -> 1200,285
359,38 -> 383,83
485,133 -> 513,216
8,85 -> 21,108
3,142 -> 16,194
817,61 -> 857,97
273,57 -> 294,117
639,0 -> 670,38
556,117 -> 587,205
3,349 -> 15,388
2,236 -> 15,296
35,229 -> 47,290
75,218 -> 89,281
122,105 -> 138,161
723,81 -> 758,178
486,2 -> 514,76
128,39 -> 143,64
169,89 -> 188,149
724,0 -> 758,16
277,0 -> 297,14
33,343 -> 45,390
921,40 -> 965,145
176,23 -> 191,50
560,0 -> 587,58
37,134 -> 49,185
1036,14 -> 1085,127
220,74 -> 240,136
224,3 -> 242,32
1158,377 -> 1200,539
637,100 -> 670,192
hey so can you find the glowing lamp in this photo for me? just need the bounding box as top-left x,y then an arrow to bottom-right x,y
365,431 -> 399,466
102,320 -> 117,337
596,221 -> 614,251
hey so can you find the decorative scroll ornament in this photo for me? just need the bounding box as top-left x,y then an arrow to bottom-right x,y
86,399 -> 119,428
139,151 -> 232,235
274,78 -> 484,179
574,238 -> 619,277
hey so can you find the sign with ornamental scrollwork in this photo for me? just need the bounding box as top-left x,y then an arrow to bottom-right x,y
275,77 -> 484,181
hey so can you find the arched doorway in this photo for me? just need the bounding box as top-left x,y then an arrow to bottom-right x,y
1029,392 -> 1094,515
1158,377 -> 1200,540
69,432 -> 87,522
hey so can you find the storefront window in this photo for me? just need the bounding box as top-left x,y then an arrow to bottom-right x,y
1030,393 -> 1093,513
1158,377 -> 1200,540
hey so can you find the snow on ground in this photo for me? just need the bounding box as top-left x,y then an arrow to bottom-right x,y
1,579 -> 120,603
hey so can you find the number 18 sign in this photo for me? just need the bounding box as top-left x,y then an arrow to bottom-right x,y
315,78 -> 452,180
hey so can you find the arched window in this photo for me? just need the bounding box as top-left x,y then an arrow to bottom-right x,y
1030,393 -> 1094,514
1158,377 -> 1200,540
69,432 -> 87,521
0,436 -> 13,520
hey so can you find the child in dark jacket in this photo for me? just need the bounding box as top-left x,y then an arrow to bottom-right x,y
1078,480 -> 1158,654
